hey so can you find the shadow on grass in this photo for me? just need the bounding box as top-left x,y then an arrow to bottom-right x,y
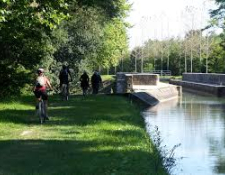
0,139 -> 165,175
0,109 -> 34,124
0,108 -> 142,127
0,95 -> 168,175
0,95 -> 143,127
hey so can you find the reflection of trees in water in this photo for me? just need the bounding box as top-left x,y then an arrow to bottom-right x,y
144,98 -> 179,114
208,111 -> 225,174
181,91 -> 225,121
145,90 -> 225,174
214,156 -> 225,174
182,100 -> 225,118
182,92 -> 225,174
208,135 -> 225,174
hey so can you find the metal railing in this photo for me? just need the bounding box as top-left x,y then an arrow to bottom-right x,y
149,70 -> 171,76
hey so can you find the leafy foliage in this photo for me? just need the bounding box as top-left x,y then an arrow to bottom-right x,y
0,0 -> 130,97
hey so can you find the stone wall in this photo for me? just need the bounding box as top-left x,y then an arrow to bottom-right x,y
116,73 -> 127,93
132,74 -> 158,85
130,84 -> 180,106
170,79 -> 225,97
116,73 -> 159,93
116,73 -> 179,105
183,73 -> 225,85
126,74 -> 133,92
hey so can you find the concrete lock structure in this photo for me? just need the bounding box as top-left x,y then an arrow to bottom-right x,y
170,73 -> 225,97
116,72 -> 180,106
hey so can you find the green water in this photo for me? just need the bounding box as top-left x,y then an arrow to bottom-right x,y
143,90 -> 225,175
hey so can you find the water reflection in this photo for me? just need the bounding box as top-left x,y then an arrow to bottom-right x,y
145,98 -> 179,113
143,90 -> 225,175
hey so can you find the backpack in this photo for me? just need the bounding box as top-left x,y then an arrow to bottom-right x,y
36,76 -> 45,87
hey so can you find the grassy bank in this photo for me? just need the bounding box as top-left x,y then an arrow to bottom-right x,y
0,95 -> 168,175
101,75 -> 116,82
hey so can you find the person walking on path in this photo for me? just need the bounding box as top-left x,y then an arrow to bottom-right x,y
79,71 -> 89,96
91,70 -> 102,94
59,64 -> 72,96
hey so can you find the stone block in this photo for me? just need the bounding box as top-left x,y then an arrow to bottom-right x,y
183,73 -> 225,85
132,74 -> 158,85
116,72 -> 159,93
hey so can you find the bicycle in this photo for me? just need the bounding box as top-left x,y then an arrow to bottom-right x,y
35,89 -> 53,124
36,98 -> 46,124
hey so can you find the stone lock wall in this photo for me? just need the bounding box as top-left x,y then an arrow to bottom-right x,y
126,75 -> 133,92
116,73 -> 128,93
183,73 -> 225,85
169,73 -> 225,97
132,74 -> 158,85
116,73 -> 159,93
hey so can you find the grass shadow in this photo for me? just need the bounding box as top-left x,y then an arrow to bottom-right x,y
0,95 -> 144,127
0,139 -> 165,175
0,95 -> 168,175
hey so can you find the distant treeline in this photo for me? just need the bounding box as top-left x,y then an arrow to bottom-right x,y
106,0 -> 225,76
113,30 -> 225,75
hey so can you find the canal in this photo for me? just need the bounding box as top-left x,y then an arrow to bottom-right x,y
143,89 -> 225,175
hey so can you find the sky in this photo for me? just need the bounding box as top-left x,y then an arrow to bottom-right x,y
126,0 -> 220,49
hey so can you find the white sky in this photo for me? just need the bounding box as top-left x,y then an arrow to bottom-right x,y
126,0 -> 220,49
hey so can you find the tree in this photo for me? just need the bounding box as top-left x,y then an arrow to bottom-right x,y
0,0 -> 70,97
96,18 -> 129,69
0,0 -> 131,97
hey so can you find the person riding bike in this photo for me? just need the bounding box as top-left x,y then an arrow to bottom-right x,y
59,65 -> 72,98
33,68 -> 53,120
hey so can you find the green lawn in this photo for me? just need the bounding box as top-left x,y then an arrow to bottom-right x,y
0,95 -> 168,175
101,75 -> 116,82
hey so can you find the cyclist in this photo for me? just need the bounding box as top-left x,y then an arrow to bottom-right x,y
59,65 -> 72,98
33,68 -> 53,120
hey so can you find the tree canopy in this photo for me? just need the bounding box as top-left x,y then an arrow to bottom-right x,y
0,0 -> 130,97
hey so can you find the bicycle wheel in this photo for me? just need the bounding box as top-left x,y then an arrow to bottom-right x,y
38,100 -> 45,124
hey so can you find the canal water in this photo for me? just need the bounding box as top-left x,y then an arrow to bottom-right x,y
143,89 -> 225,175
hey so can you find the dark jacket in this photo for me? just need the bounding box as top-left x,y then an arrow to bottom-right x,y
80,73 -> 89,89
59,67 -> 71,84
91,72 -> 102,87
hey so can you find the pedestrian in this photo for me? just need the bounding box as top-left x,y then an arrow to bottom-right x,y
59,64 -> 72,98
91,70 -> 102,94
79,71 -> 89,96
